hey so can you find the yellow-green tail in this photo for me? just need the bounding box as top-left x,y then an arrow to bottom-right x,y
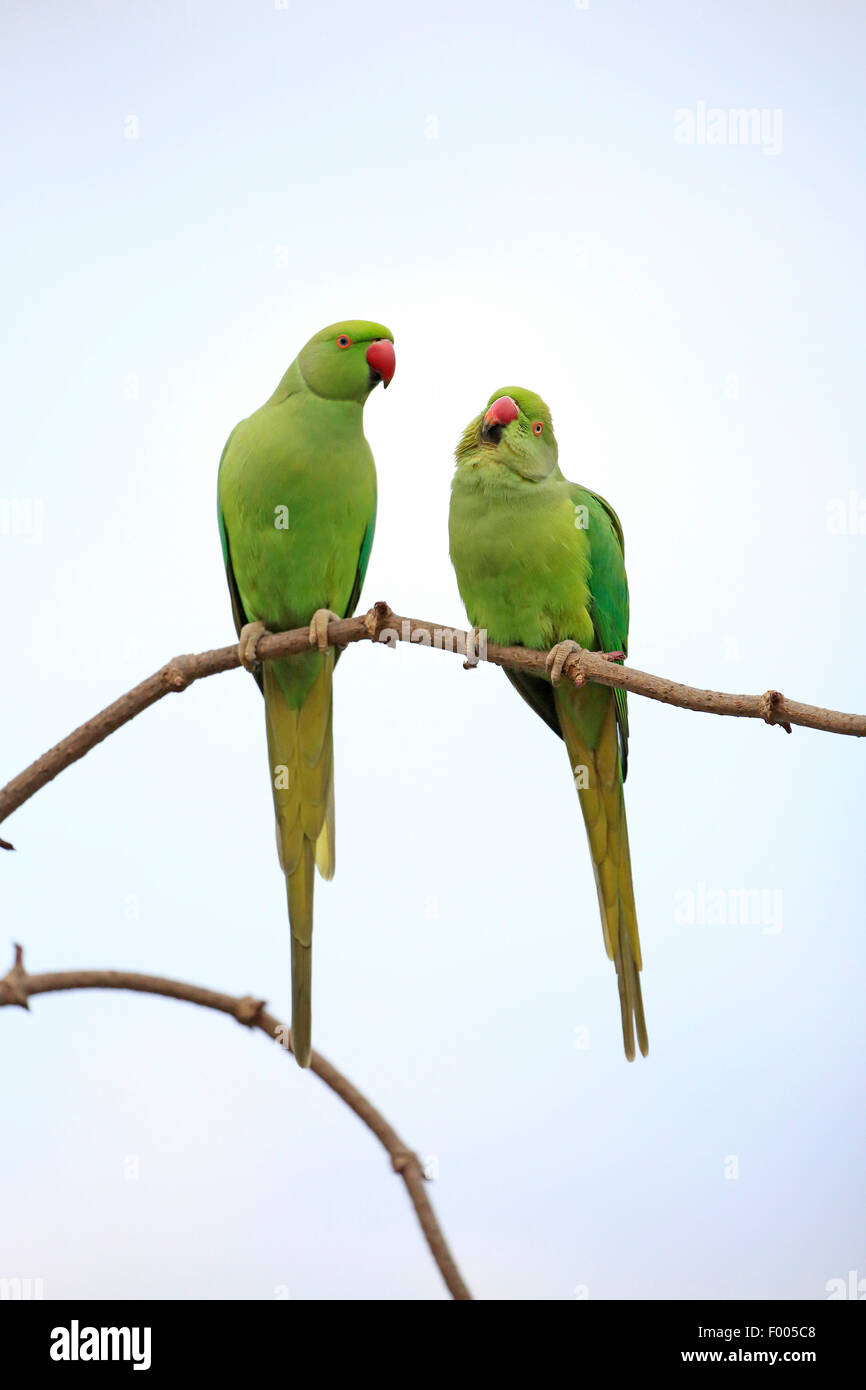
556,691 -> 648,1061
264,653 -> 335,1068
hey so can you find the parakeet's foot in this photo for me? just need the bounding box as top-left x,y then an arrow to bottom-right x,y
238,621 -> 267,671
602,649 -> 626,662
308,608 -> 341,654
546,639 -> 584,687
463,626 -> 484,669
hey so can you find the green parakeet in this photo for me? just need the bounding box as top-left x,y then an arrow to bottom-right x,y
217,320 -> 395,1067
448,388 -> 647,1060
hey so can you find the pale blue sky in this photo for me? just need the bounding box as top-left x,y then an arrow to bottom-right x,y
1,0 -> 864,1299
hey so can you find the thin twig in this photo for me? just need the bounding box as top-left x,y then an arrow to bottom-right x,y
1,599 -> 863,850
0,944 -> 472,1301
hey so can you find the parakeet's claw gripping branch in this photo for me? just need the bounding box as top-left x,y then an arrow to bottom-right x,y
546,640 -> 585,687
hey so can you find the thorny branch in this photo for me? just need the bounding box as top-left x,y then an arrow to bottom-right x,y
0,944 -> 472,1301
0,600 -> 863,851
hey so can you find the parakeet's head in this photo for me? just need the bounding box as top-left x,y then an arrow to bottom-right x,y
455,387 -> 558,484
297,320 -> 395,403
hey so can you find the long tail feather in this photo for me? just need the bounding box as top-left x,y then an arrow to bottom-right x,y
555,688 -> 648,1060
288,841 -> 314,1067
264,652 -> 334,1067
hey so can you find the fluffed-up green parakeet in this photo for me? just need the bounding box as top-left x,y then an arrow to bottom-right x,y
448,388 -> 647,1060
217,320 -> 395,1066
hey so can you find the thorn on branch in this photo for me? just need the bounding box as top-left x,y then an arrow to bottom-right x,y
391,1147 -> 420,1176
0,943 -> 30,1009
364,600 -> 394,641
163,657 -> 196,693
234,995 -> 266,1026
760,689 -> 793,734
0,836 -> 14,851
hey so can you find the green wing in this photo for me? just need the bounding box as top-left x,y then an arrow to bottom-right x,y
217,468 -> 376,688
217,435 -> 264,691
342,501 -> 376,621
573,484 -> 630,779
503,485 -> 630,772
332,500 -> 376,671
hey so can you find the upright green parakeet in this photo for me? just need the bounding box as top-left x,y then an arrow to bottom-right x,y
217,320 -> 395,1067
448,388 -> 647,1060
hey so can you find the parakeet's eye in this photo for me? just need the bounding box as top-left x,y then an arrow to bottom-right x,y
336,334 -> 352,349
532,421 -> 544,435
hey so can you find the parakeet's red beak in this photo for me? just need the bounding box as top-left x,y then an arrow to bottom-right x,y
481,395 -> 519,442
366,339 -> 395,388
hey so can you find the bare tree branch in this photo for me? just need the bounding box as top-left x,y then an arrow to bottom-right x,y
0,943 -> 472,1301
1,599 -> 863,850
